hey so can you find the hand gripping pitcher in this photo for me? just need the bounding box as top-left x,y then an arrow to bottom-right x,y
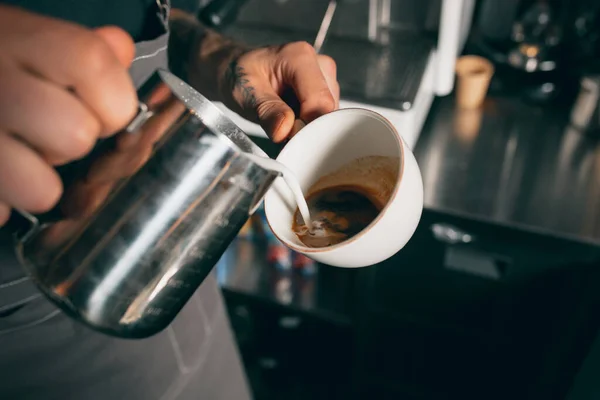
6,70 -> 280,339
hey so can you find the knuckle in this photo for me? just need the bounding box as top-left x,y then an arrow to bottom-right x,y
32,180 -> 62,213
75,35 -> 114,75
120,101 -> 138,129
333,82 -> 341,101
0,204 -> 9,226
318,55 -> 337,75
285,41 -> 316,57
62,116 -> 100,161
99,84 -> 138,136
102,99 -> 137,136
71,127 -> 98,160
311,88 -> 336,111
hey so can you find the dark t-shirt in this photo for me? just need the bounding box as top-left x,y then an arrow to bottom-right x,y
0,0 -> 199,41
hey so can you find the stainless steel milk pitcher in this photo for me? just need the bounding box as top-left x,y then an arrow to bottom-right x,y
6,69 -> 279,339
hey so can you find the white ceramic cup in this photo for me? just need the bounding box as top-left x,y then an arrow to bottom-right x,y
263,108 -> 424,268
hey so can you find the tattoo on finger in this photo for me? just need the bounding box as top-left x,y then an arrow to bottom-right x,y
224,59 -> 257,108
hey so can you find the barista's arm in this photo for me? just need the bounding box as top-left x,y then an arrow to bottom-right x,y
167,9 -> 340,142
167,9 -> 247,104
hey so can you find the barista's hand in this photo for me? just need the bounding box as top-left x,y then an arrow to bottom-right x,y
221,43 -> 340,142
169,10 -> 339,143
0,5 -> 138,226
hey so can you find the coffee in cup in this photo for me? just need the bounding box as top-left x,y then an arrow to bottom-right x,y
291,155 -> 400,248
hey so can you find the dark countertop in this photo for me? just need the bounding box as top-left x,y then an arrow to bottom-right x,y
224,0 -> 434,110
414,94 -> 600,247
217,92 -> 600,320
215,238 -> 357,324
221,0 -> 600,246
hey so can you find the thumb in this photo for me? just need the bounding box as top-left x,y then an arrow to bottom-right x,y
234,77 -> 296,143
93,26 -> 136,68
255,94 -> 296,143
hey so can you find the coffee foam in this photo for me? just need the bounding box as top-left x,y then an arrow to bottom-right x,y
305,155 -> 400,209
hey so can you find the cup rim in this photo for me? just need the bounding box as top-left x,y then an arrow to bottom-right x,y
455,55 -> 494,77
264,108 -> 405,254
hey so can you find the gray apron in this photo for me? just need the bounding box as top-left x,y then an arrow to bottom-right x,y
0,2 -> 251,399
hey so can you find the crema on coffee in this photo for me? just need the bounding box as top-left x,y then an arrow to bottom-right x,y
292,155 -> 400,248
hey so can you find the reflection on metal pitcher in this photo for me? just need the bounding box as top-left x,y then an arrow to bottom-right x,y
7,70 -> 279,339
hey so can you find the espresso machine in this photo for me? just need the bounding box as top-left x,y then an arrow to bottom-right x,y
200,0 -> 476,150
473,0 -> 600,103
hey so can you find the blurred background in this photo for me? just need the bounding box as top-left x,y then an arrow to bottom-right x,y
197,0 -> 600,399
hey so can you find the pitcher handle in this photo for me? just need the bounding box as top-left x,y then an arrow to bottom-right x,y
5,209 -> 40,244
4,101 -> 153,244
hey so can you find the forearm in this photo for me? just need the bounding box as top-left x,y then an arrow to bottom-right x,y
167,9 -> 248,101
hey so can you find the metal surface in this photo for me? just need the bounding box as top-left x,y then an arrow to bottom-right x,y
571,76 -> 600,134
232,0 -> 329,34
216,239 -> 355,324
197,0 -> 251,29
10,70 -> 280,338
368,0 -> 379,42
313,0 -> 337,53
414,95 -> 600,246
430,223 -> 475,244
224,24 -> 432,110
323,33 -> 432,110
225,0 -> 434,109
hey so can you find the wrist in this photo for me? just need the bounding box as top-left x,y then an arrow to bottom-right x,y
215,45 -> 250,109
168,9 -> 250,103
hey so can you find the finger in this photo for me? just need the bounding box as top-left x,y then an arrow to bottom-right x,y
256,95 -> 296,143
230,72 -> 296,143
94,26 -> 136,68
0,64 -> 101,165
0,133 -> 62,213
317,55 -> 340,108
290,119 -> 306,138
279,43 -> 336,123
0,202 -> 9,226
255,93 -> 296,143
8,13 -> 137,136
86,100 -> 187,184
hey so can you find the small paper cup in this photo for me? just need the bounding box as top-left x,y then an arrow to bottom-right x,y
455,55 -> 495,109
